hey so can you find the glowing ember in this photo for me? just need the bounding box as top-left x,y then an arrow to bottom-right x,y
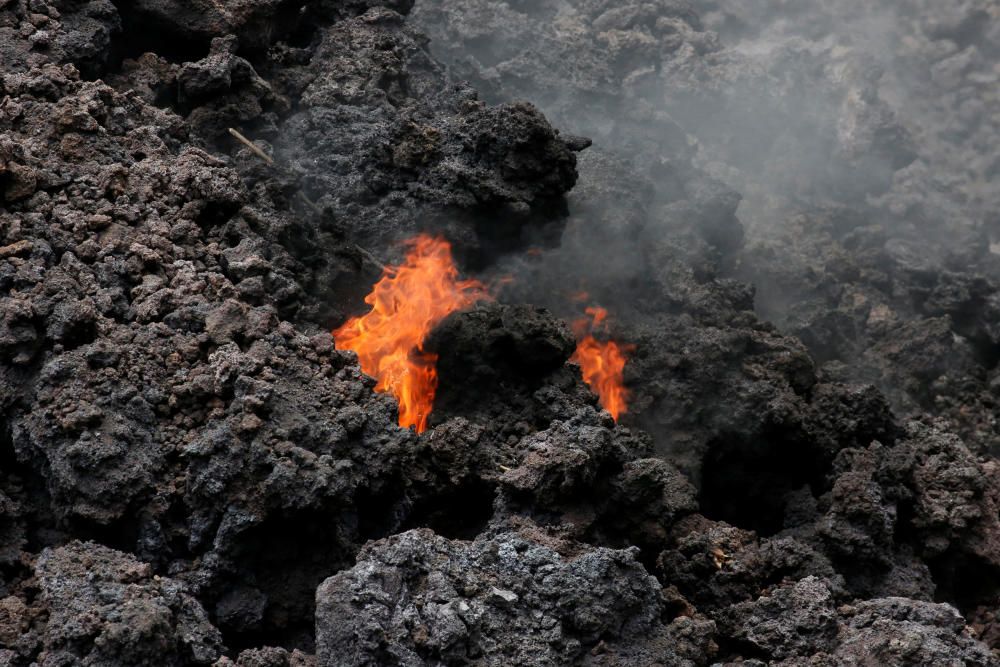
571,306 -> 632,421
333,235 -> 489,432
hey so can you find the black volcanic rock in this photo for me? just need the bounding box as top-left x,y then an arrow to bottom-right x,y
1,0 -> 999,663
427,301 -> 576,415
0,0 -> 120,78
278,8 -> 580,257
315,528 -> 716,666
0,541 -> 224,665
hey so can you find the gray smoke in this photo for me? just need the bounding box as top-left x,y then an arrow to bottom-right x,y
409,0 -> 1000,450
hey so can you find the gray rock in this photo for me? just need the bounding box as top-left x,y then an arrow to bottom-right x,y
316,528 -> 716,666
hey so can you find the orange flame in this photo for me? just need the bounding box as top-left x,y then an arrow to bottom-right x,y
333,235 -> 489,432
571,306 -> 632,421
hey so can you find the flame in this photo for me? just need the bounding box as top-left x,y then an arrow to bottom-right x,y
333,235 -> 489,432
571,306 -> 632,421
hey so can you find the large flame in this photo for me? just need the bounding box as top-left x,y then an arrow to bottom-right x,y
333,235 -> 489,432
571,306 -> 632,421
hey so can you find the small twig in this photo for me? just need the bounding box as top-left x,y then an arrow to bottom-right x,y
227,127 -> 274,166
297,191 -> 323,216
354,244 -> 388,273
227,128 -> 388,272
228,126 -> 327,216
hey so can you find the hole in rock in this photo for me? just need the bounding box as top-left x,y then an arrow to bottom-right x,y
402,480 -> 496,540
0,420 -> 64,555
949,307 -> 1000,371
0,421 -> 18,474
196,200 -> 243,231
285,13 -> 321,50
930,550 -> 1000,616
107,1 -> 213,67
58,319 -> 98,352
218,507 -> 365,654
699,432 -> 825,537
69,513 -> 143,555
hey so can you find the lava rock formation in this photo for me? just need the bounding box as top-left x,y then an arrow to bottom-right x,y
1,0 -> 1000,665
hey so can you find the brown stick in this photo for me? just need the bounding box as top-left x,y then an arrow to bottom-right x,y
228,127 -> 326,214
226,128 -> 387,269
227,127 -> 274,166
297,191 -> 323,216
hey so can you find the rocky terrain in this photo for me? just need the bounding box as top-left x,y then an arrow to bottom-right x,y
1,0 -> 999,665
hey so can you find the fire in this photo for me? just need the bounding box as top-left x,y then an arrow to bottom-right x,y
571,306 -> 632,421
333,235 -> 489,432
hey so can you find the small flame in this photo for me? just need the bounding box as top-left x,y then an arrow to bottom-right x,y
571,306 -> 632,421
333,235 -> 489,432
584,305 -> 607,328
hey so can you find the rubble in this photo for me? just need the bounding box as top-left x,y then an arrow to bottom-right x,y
1,0 -> 999,663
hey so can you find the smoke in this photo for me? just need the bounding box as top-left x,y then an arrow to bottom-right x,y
409,0 -> 1000,450
413,0 -> 996,265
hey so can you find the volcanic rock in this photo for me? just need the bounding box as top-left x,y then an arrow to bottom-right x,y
427,301 -> 576,419
315,528 -> 717,666
278,8 -> 579,257
2,0 -> 1000,663
0,541 -> 224,665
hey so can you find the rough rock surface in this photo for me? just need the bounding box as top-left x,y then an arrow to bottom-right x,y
0,541 -> 222,665
718,577 -> 995,666
315,528 -> 715,666
1,0 -> 999,664
277,8 -> 580,258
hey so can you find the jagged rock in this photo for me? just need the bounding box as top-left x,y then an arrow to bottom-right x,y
718,576 -> 994,665
0,0 -> 120,77
316,528 -> 717,666
427,301 -> 576,418
2,0 -> 1000,663
214,647 -> 317,667
3,541 -> 224,665
280,8 -> 579,254
719,576 -> 840,659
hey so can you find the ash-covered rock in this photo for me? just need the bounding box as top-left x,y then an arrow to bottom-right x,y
215,646 -> 317,667
719,576 -> 840,660
0,541 -> 223,665
717,576 -> 994,665
832,597 -> 995,667
316,527 -> 716,666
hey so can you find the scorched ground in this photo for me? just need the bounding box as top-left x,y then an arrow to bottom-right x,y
1,0 -> 1000,665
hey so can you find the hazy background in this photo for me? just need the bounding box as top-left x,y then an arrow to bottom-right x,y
409,0 -> 1000,454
